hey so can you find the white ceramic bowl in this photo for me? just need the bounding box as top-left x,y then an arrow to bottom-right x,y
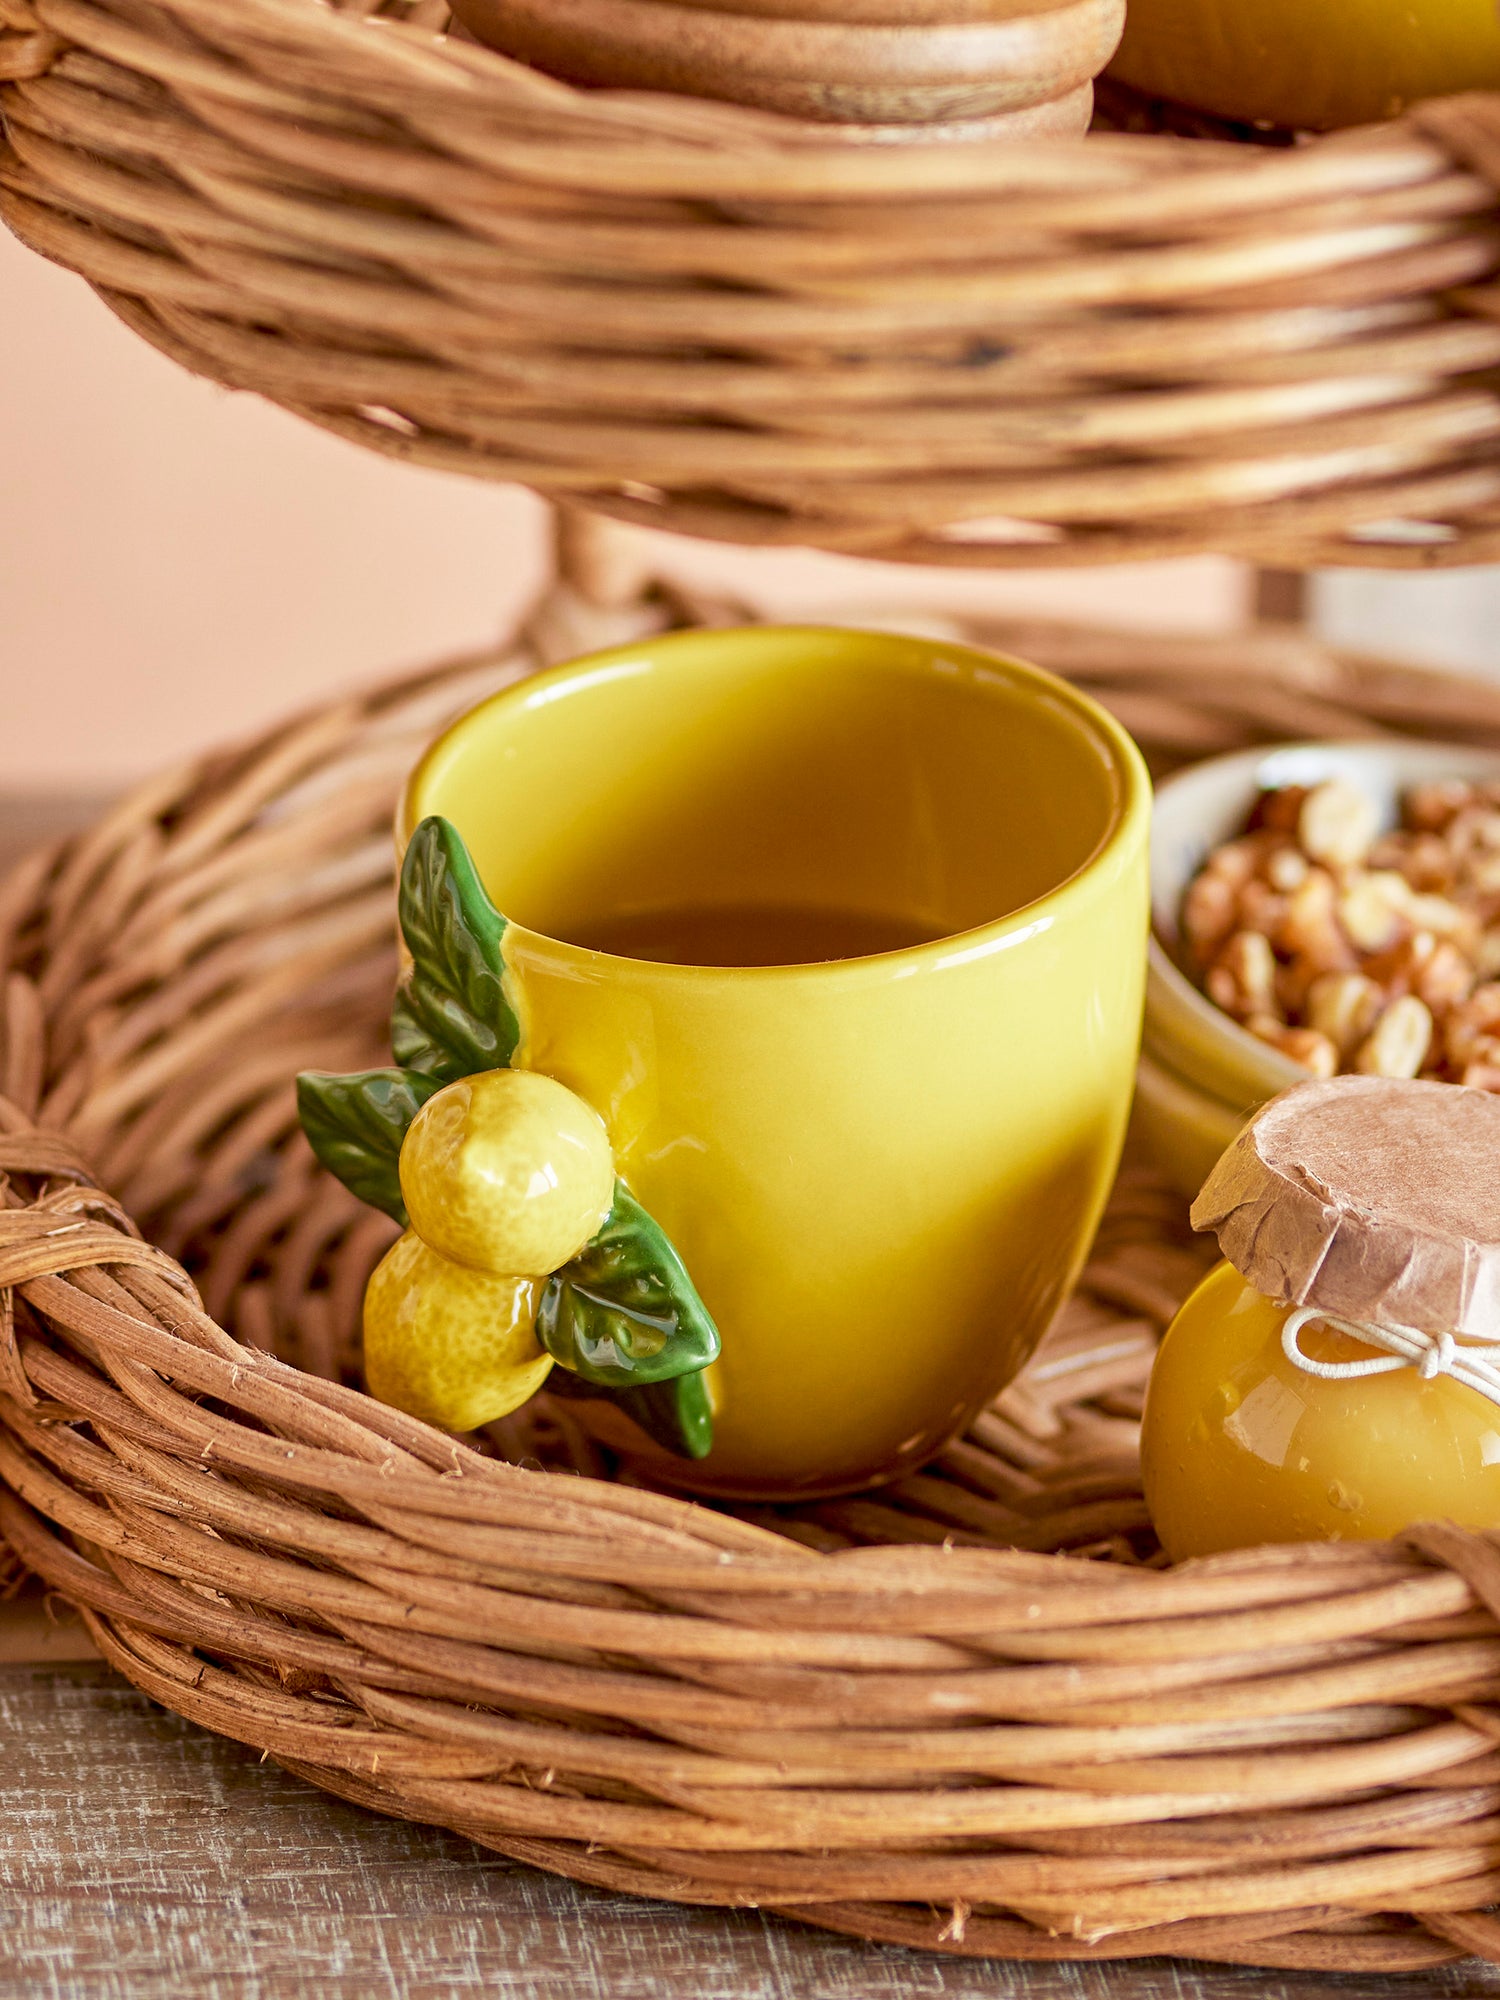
1141,738 -> 1500,1196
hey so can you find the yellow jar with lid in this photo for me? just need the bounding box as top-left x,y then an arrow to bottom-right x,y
1142,1076 -> 1500,1563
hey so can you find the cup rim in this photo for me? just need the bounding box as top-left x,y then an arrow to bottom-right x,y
400,623 -> 1151,980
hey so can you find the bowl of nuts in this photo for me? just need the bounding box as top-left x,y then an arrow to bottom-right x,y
1141,740 -> 1500,1194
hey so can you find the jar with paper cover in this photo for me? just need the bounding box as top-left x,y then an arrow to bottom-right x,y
1142,1076 -> 1500,1561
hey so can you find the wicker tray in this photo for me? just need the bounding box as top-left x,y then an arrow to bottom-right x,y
5,0 -> 1500,568
9,568 -> 1500,1971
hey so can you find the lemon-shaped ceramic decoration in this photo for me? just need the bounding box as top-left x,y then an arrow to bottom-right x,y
364,1232 -> 551,1432
400,1069 -> 615,1277
297,815 -> 721,1457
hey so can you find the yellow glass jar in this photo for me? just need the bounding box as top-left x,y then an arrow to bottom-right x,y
1142,1259 -> 1500,1563
1142,1074 -> 1500,1563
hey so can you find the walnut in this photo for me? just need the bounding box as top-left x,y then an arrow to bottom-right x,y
1263,846 -> 1310,894
1354,995 -> 1434,1079
1402,892 -> 1480,954
1412,940 -> 1474,1017
1442,983 -> 1500,1069
1203,833 -> 1275,888
1448,805 -> 1500,862
1277,868 -> 1354,974
1246,1016 -> 1338,1079
1336,874 -> 1407,954
1459,850 -> 1500,902
1362,930 -> 1436,1002
1305,972 -> 1384,1057
1207,931 -> 1279,1022
1249,785 -> 1309,835
1237,878 -> 1288,940
1404,779 -> 1475,834
1368,829 -> 1454,894
1297,780 -> 1378,870
1181,869 -> 1238,968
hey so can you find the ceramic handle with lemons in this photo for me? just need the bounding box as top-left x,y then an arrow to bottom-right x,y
296,817 -> 720,1457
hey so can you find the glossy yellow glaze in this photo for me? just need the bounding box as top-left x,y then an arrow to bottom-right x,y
400,1069 -> 615,1276
1111,0 -> 1500,131
364,1232 -> 552,1432
1143,1261 -> 1500,1560
401,625 -> 1150,1498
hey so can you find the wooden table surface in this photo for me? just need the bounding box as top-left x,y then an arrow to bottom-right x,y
1,1625 -> 1497,2000
3,795 -> 1499,1999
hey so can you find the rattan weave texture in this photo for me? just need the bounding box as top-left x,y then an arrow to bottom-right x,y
9,577 -> 1500,1968
5,0 -> 1500,566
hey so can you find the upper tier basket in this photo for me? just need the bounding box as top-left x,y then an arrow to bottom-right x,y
4,0 -> 1500,567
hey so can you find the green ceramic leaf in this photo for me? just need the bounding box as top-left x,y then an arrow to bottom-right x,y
614,1370 -> 714,1460
393,816 -> 520,1083
537,1183 -> 720,1388
547,1364 -> 715,1462
296,1067 -> 442,1223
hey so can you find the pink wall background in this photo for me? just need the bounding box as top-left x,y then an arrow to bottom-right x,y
2,225 -> 1249,793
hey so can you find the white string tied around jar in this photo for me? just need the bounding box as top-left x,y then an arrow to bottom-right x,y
1282,1306 -> 1500,1410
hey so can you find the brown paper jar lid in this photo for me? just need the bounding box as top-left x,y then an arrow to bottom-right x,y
1190,1076 -> 1500,1339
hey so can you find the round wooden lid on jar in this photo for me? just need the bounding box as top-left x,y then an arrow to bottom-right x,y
1191,1076 -> 1500,1340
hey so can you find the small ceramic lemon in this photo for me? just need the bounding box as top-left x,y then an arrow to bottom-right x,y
399,1068 -> 615,1277
363,1230 -> 553,1431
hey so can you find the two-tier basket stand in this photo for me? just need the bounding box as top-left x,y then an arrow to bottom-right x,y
10,0 -> 1500,1970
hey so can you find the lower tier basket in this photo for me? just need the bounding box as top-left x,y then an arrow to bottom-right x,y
10,577 -> 1500,1972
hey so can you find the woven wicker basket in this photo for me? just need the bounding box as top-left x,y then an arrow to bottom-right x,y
5,0 -> 1500,567
10,566 -> 1500,1971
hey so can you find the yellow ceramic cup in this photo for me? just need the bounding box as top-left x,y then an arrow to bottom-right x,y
401,626 -> 1150,1498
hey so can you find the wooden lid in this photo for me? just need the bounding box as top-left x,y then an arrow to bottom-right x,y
1191,1077 -> 1500,1339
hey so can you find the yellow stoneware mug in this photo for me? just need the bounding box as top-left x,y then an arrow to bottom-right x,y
395,625 -> 1150,1498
